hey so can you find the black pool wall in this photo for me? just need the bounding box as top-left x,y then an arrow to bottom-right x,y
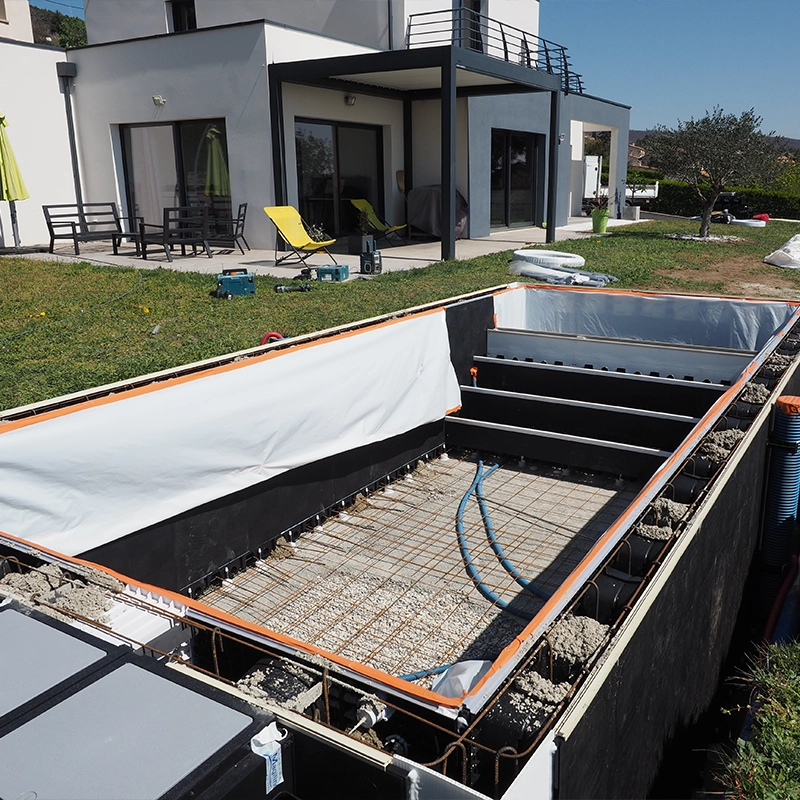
557,367 -> 800,799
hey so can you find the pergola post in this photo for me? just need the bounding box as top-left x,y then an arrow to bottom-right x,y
546,88 -> 561,244
441,50 -> 457,262
268,66 -> 287,208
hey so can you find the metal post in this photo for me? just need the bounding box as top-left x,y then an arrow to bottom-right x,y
546,89 -> 561,244
268,66 -> 287,207
441,50 -> 456,262
56,62 -> 83,208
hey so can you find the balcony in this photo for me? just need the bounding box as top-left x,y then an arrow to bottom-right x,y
405,8 -> 584,94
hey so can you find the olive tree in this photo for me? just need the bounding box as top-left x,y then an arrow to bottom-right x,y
644,108 -> 784,237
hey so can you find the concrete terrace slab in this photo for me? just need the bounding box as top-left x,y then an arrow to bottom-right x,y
14,217 -> 645,279
199,452 -> 641,681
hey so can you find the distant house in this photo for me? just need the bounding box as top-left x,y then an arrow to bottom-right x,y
1,0 -> 629,257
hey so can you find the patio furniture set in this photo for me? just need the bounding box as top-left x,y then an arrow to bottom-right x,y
42,202 -> 250,262
41,200 -> 404,268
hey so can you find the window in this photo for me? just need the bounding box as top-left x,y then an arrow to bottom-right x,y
491,129 -> 539,228
295,120 -> 383,237
121,119 -> 230,226
170,0 -> 196,32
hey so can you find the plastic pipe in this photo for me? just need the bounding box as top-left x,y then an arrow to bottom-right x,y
456,461 -> 533,621
476,461 -> 551,601
761,397 -> 800,568
398,664 -> 452,682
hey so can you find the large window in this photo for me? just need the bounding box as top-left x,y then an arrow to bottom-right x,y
295,120 -> 383,237
170,0 -> 197,32
121,119 -> 230,226
491,129 -> 538,228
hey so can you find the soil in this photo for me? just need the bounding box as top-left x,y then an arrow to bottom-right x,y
654,254 -> 800,299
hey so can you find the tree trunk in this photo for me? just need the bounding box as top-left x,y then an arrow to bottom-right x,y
699,192 -> 720,238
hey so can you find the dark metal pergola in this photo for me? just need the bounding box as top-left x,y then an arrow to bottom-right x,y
269,45 -> 563,261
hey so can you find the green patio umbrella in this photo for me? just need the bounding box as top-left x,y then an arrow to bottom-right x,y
204,125 -> 230,198
0,113 -> 29,249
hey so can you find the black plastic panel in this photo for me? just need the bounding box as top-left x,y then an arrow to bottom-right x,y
459,387 -> 695,451
473,357 -> 724,416
80,421 -> 445,592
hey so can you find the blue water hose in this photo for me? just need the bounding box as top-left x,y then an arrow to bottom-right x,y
475,462 -> 551,601
456,461 -> 534,621
398,664 -> 452,682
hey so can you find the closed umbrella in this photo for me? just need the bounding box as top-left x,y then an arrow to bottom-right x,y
0,113 -> 29,249
204,125 -> 230,198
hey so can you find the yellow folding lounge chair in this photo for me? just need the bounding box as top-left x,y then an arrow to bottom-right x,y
263,206 -> 337,266
350,199 -> 406,246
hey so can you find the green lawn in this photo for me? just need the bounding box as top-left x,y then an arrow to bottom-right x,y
2,219 -> 799,411
721,642 -> 800,800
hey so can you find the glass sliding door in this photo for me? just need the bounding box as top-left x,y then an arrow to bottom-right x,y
295,122 -> 336,235
121,119 -> 230,227
490,129 -> 537,228
295,119 -> 382,237
123,126 -> 179,226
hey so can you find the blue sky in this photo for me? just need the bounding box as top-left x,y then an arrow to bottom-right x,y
540,0 -> 800,139
32,0 -> 83,16
31,0 -> 800,139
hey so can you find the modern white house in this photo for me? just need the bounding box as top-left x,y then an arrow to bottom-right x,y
0,0 -> 629,258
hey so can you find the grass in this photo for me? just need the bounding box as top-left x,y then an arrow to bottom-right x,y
721,642 -> 800,800
2,218 -> 799,411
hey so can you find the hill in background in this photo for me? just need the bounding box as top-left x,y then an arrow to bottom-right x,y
30,4 -> 87,48
630,128 -> 800,152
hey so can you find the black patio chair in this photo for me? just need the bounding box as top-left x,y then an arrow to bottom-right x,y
140,206 -> 213,261
208,203 -> 250,255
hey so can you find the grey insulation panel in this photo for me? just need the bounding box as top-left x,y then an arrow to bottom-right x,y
0,662 -> 253,800
0,608 -> 106,719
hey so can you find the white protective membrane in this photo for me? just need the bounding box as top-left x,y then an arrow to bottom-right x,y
764,235 -> 800,270
0,311 -> 460,556
494,286 -> 795,351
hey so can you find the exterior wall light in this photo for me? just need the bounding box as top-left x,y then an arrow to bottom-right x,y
558,133 -> 566,143
152,95 -> 167,107
344,95 -> 356,106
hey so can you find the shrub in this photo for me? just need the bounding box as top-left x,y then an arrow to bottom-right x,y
651,181 -> 800,219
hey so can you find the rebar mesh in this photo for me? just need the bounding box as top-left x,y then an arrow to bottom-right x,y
201,453 -> 640,680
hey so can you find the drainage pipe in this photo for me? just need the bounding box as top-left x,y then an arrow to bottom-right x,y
761,396 -> 800,568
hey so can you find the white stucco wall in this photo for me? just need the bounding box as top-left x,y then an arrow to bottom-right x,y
0,40 -> 75,247
411,98 -> 469,198
70,23 -> 276,247
83,0 -> 168,44
0,0 -> 33,43
84,0 -> 391,49
486,0 -> 539,36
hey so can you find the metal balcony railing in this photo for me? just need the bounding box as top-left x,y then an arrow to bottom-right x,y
405,8 -> 584,94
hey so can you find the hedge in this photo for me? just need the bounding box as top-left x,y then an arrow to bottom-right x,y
650,180 -> 800,219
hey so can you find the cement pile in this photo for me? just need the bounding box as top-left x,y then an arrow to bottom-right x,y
636,497 -> 690,542
697,429 -> 745,463
488,669 -> 571,739
0,562 -> 112,624
648,498 -> 689,526
740,382 -> 771,404
549,613 -> 608,672
633,523 -> 673,542
238,659 -> 321,712
766,353 -> 794,371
